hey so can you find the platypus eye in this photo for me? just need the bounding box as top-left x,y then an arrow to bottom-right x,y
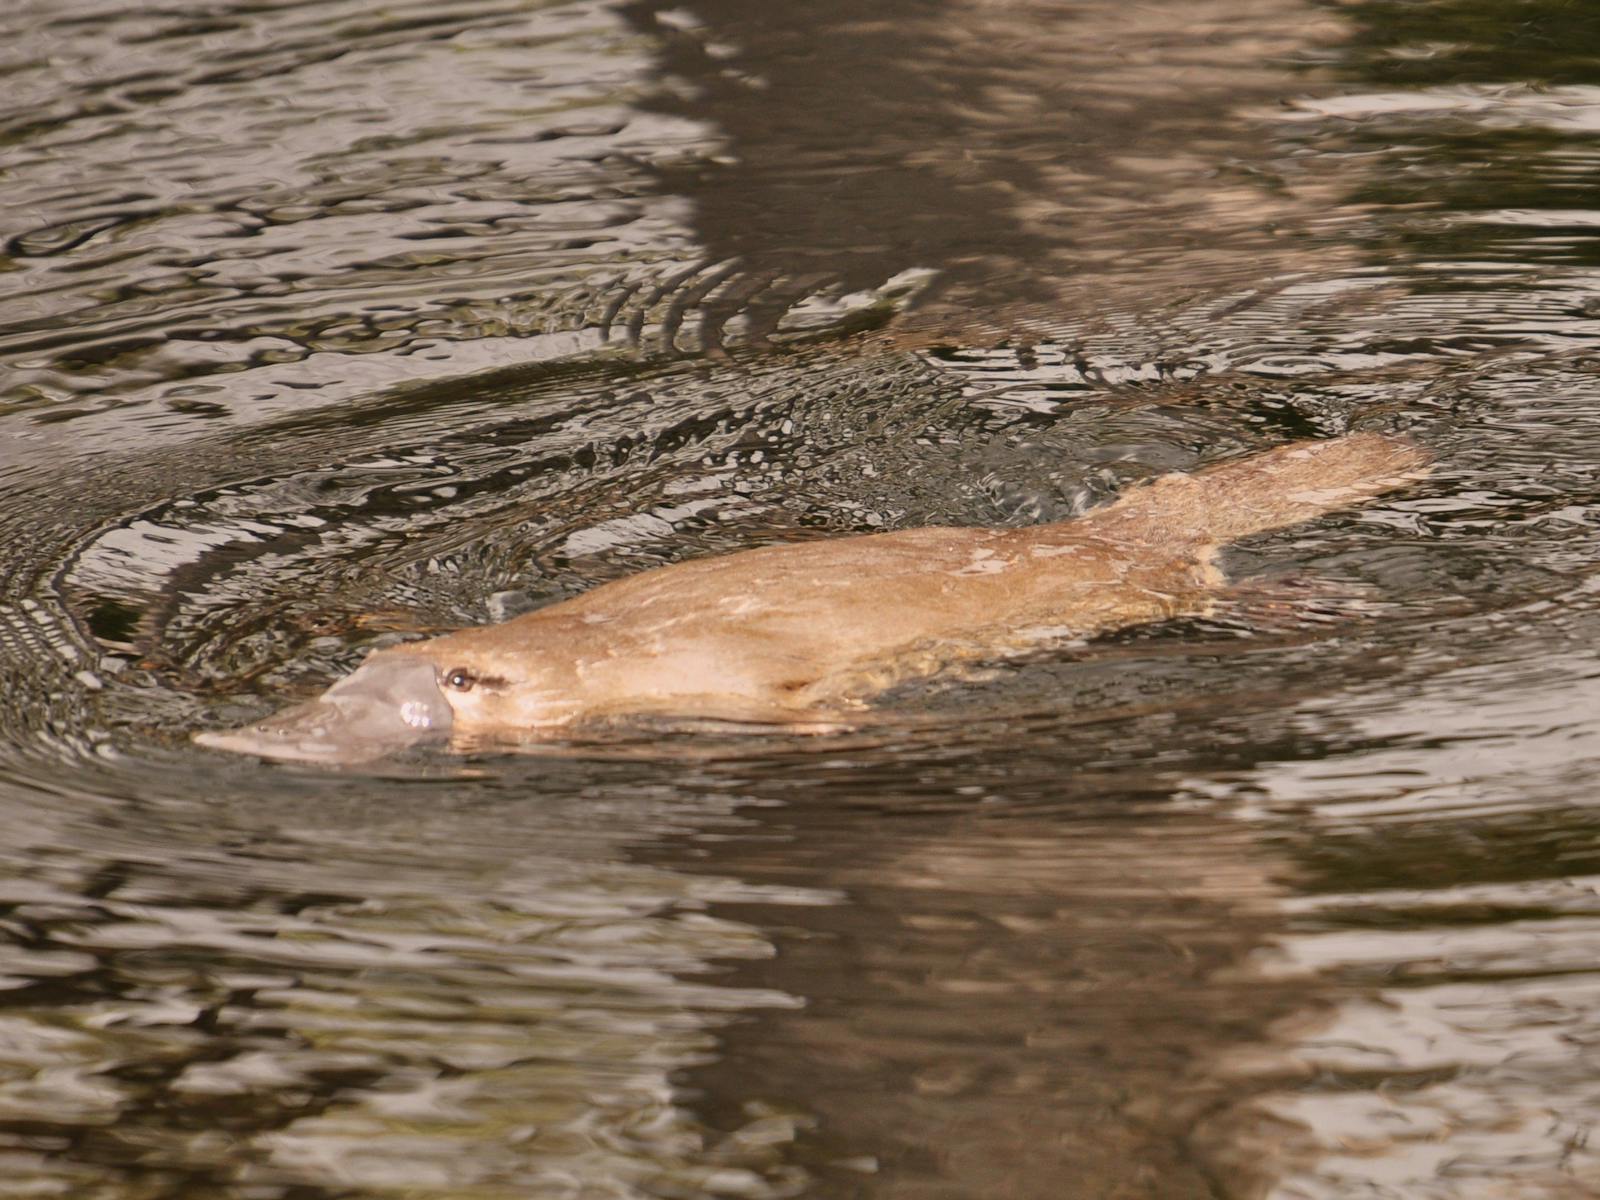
443,667 -> 476,693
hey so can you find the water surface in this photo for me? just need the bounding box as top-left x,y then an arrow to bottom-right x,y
3,1 -> 1600,1196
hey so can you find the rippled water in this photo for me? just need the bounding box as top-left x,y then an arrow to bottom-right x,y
4,0 -> 1600,1196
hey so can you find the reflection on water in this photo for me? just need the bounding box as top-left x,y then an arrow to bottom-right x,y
3,0 -> 1600,1196
0,759 -> 822,1198
1,0 -> 704,426
1218,632 -> 1600,1199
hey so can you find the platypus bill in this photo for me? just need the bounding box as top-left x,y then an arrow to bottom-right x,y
195,433 -> 1429,763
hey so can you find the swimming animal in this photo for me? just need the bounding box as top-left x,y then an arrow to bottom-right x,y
195,433 -> 1429,763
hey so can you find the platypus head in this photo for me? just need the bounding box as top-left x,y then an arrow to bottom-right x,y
196,640 -> 582,761
193,653 -> 455,764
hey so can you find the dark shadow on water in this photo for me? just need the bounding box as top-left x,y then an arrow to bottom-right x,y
616,0 -> 1339,343
623,710 -> 1329,1198
617,0 -> 1061,322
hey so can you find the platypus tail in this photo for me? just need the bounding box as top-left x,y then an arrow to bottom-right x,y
1080,433 -> 1431,548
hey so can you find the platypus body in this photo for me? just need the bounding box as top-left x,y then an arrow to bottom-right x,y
196,434 -> 1429,762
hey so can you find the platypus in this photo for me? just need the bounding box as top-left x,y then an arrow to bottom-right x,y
195,433 -> 1429,763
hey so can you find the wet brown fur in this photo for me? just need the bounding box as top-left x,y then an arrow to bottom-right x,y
378,433 -> 1430,735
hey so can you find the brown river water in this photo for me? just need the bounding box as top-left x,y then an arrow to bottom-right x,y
3,1 -> 1600,1196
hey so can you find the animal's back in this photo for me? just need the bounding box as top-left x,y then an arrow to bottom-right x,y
496,433 -> 1431,709
518,433 -> 1431,652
